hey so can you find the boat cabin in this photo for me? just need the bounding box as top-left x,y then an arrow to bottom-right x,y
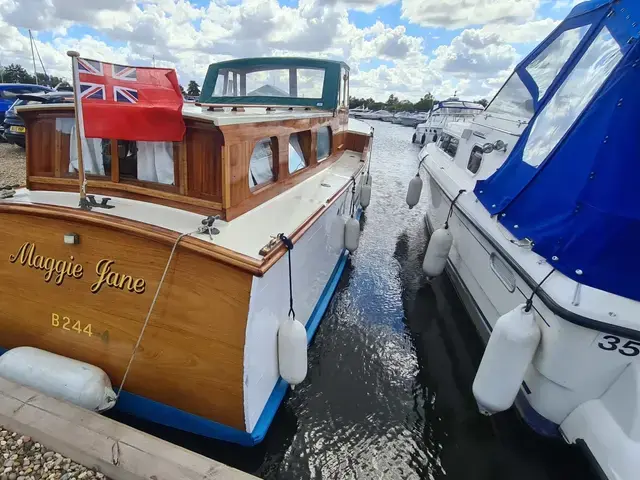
0,57 -> 372,445
18,57 -> 365,221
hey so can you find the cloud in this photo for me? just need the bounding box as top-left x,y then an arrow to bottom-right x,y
431,28 -> 517,77
401,0 -> 540,29
478,18 -> 560,44
0,0 -> 136,30
0,0 -> 555,103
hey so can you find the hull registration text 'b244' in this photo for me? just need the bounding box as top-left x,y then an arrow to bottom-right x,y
8,242 -> 146,294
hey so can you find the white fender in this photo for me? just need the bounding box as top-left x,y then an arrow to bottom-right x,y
328,215 -> 346,252
422,227 -> 452,276
278,317 -> 308,388
360,184 -> 371,209
473,305 -> 541,415
406,175 -> 423,209
0,347 -> 116,411
364,172 -> 373,186
344,217 -> 360,253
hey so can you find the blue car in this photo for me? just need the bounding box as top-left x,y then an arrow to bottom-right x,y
4,91 -> 74,147
0,83 -> 53,139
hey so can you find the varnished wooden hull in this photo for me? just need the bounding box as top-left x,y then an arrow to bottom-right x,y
0,209 -> 251,431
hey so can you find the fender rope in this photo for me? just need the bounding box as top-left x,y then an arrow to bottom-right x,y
444,189 -> 466,229
278,233 -> 296,320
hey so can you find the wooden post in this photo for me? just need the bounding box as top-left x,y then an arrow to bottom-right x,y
67,50 -> 90,210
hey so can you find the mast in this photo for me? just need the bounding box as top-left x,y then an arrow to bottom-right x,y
28,30 -> 39,85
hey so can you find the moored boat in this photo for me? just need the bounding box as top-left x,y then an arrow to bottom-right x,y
0,56 -> 373,446
410,1 -> 640,477
411,100 -> 484,144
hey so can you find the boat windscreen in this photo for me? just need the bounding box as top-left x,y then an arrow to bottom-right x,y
212,66 -> 325,100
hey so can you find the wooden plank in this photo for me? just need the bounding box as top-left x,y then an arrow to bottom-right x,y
186,126 -> 223,202
0,377 -> 256,479
111,139 -> 120,183
27,118 -> 56,177
53,128 -> 62,178
0,213 -> 253,429
179,139 -> 188,195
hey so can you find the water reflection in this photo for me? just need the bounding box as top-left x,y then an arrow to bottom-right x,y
108,121 -> 595,480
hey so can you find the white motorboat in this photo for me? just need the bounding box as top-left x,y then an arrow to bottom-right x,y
412,100 -> 484,145
410,1 -> 640,477
350,105 -> 370,118
400,112 -> 426,128
365,109 -> 392,121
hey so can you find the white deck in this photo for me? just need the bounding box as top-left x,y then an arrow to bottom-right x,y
4,149 -> 365,261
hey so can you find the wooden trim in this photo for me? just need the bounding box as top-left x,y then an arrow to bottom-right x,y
178,139 -> 188,195
0,203 -> 262,275
53,130 -> 62,178
110,140 -> 119,183
28,176 -> 222,211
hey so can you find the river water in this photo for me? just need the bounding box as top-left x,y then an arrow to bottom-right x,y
112,120 -> 595,479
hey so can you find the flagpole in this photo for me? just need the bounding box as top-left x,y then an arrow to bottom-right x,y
67,50 -> 90,210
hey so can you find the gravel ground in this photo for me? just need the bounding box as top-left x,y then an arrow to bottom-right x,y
0,143 -> 26,187
0,428 -> 108,480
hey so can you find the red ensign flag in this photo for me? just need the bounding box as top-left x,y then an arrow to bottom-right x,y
74,57 -> 185,142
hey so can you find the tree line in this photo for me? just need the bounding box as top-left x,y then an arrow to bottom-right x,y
0,62 -> 205,98
349,93 -> 488,112
1,63 -> 71,89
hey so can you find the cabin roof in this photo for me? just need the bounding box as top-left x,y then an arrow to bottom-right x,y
204,57 -> 349,71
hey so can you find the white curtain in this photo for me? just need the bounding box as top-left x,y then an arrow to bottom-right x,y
137,141 -> 175,185
69,123 -> 105,176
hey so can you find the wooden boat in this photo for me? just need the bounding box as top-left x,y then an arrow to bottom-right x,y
0,57 -> 373,445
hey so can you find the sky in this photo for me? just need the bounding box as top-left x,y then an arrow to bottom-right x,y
0,0 -> 582,102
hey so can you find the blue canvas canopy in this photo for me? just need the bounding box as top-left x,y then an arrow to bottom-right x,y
475,0 -> 640,301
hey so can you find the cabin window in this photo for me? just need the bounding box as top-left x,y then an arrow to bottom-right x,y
439,133 -> 459,158
467,146 -> 483,174
522,27 -> 622,168
289,133 -> 308,174
525,25 -> 590,101
213,67 -> 325,99
249,137 -> 276,188
485,74 -> 534,120
68,121 -> 110,177
67,120 -> 175,185
317,127 -> 331,162
115,141 -> 175,185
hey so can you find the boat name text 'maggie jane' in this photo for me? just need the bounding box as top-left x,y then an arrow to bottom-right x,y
8,242 -> 146,294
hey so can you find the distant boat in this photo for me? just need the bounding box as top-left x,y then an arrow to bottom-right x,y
350,105 -> 370,118
411,100 -> 484,144
1,56 -> 374,447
